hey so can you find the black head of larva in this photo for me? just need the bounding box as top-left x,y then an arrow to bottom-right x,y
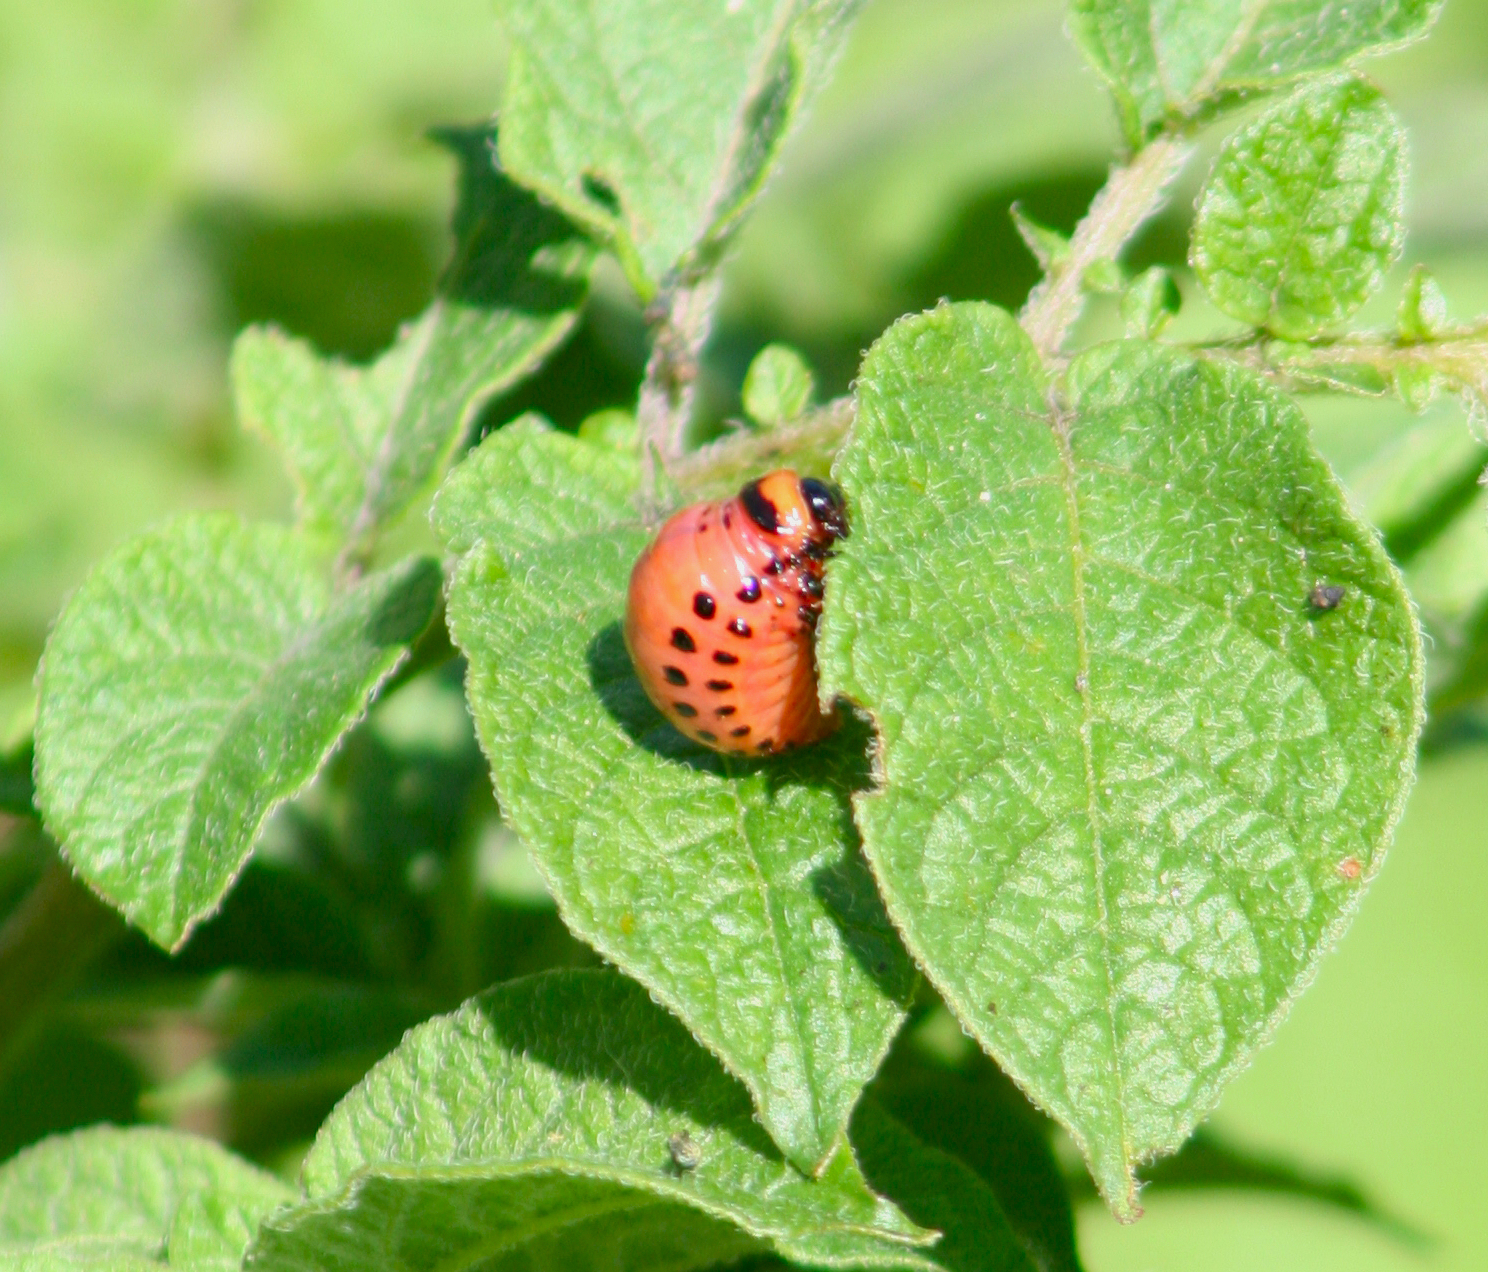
800,477 -> 849,540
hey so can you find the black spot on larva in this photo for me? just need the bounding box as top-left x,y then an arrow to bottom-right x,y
1310,583 -> 1346,610
705,679 -> 733,692
723,510 -> 732,529
756,738 -> 775,752
736,577 -> 762,603
693,592 -> 716,619
673,702 -> 698,718
662,666 -> 688,686
797,607 -> 818,628
727,618 -> 752,638
716,705 -> 736,717
801,575 -> 824,599
670,628 -> 696,652
740,481 -> 780,533
697,730 -> 717,743
712,650 -> 739,666
764,557 -> 783,575
731,726 -> 750,738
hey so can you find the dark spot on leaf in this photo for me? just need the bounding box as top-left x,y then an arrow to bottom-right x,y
670,628 -> 696,652
663,666 -> 688,686
581,172 -> 621,217
693,592 -> 716,619
673,702 -> 698,718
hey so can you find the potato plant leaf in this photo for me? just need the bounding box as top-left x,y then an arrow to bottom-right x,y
1069,0 -> 1443,142
0,1125 -> 290,1269
1192,75 -> 1407,339
233,126 -> 593,556
248,969 -> 939,1272
817,303 -> 1423,1217
495,0 -> 863,292
35,515 -> 440,949
432,418 -> 916,1173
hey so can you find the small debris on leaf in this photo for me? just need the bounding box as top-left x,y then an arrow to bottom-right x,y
1309,583 -> 1346,611
668,1131 -> 702,1171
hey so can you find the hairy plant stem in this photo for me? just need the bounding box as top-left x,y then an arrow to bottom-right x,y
1197,328 -> 1488,407
638,275 -> 724,500
669,396 -> 856,499
1020,135 -> 1193,359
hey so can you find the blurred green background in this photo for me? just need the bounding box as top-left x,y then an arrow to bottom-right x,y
1,1 -> 1485,1267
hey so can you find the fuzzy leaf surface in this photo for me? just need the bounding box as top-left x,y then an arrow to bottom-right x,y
433,419 -> 915,1172
1192,75 -> 1407,339
1069,0 -> 1442,142
818,303 -> 1423,1217
35,515 -> 439,949
495,0 -> 863,291
233,126 -> 592,555
0,1125 -> 290,1269
248,970 -> 935,1272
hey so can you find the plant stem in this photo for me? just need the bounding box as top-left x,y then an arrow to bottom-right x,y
1020,135 -> 1193,359
668,396 -> 856,498
637,275 -> 724,498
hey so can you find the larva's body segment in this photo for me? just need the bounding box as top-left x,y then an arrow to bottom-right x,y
624,470 -> 847,755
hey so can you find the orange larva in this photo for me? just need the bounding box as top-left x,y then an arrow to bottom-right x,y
624,469 -> 848,755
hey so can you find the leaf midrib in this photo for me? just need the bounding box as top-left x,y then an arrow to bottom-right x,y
1050,391 -> 1134,1187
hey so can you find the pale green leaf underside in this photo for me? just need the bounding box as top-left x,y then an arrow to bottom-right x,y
249,970 -> 936,1272
0,1125 -> 290,1269
1069,0 -> 1443,140
1192,75 -> 1407,339
495,0 -> 862,289
233,126 -> 592,553
818,303 -> 1423,1217
433,419 -> 915,1173
35,515 -> 439,949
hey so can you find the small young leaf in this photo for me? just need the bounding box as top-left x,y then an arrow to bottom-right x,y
0,1125 -> 290,1269
432,421 -> 915,1173
1121,267 -> 1181,340
233,126 -> 593,557
247,970 -> 937,1272
1010,205 -> 1071,273
1192,75 -> 1407,339
35,515 -> 439,950
495,0 -> 863,292
818,303 -> 1423,1217
1069,0 -> 1443,142
1398,263 -> 1449,341
743,344 -> 816,427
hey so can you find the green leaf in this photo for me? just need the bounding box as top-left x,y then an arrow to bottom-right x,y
1398,263 -> 1450,342
817,303 -> 1423,1217
0,1125 -> 290,1269
495,0 -> 864,293
34,515 -> 440,950
1191,75 -> 1407,340
851,1100 -> 1040,1272
1069,0 -> 1443,143
432,419 -> 916,1172
744,344 -> 817,427
1120,267 -> 1180,340
233,126 -> 593,557
248,969 -> 936,1272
